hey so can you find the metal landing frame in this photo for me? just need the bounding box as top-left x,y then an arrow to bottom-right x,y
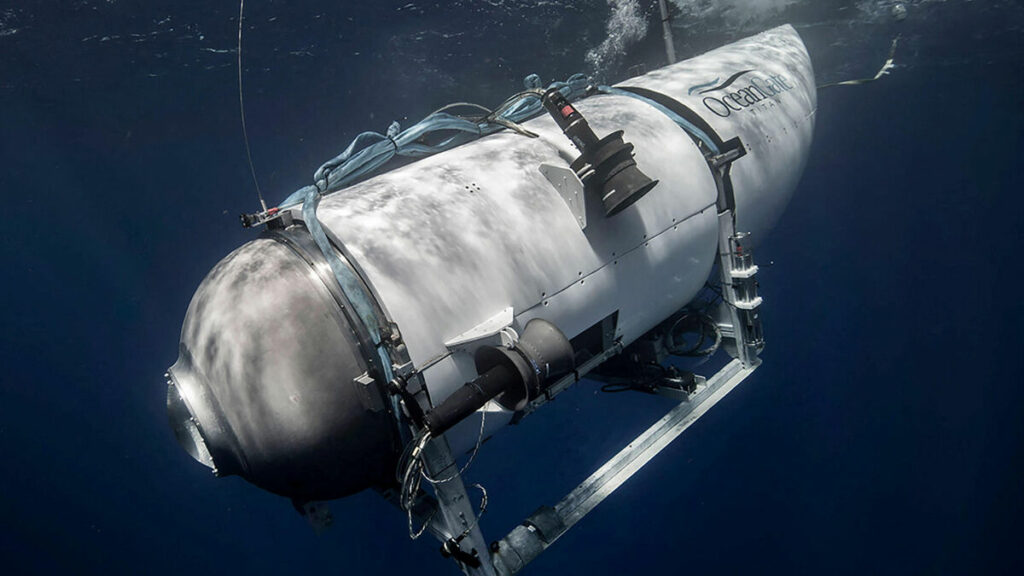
409,198 -> 765,575
488,356 -> 758,575
420,352 -> 761,575
401,120 -> 763,573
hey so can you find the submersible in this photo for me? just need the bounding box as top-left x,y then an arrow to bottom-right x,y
167,25 -> 816,574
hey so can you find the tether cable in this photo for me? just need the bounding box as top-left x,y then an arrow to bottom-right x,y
238,0 -> 267,212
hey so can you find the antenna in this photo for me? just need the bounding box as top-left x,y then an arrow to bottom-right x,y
238,0 -> 267,213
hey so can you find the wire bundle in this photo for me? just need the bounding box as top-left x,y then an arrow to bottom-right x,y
396,410 -> 489,540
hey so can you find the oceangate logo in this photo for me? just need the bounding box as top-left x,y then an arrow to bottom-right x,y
689,70 -> 794,118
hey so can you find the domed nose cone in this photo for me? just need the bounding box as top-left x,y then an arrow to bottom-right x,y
167,350 -> 243,477
166,374 -> 216,471
167,234 -> 399,500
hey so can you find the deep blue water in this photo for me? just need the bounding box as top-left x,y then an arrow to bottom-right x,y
2,1 -> 1022,574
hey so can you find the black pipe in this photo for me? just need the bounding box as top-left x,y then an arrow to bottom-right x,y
422,319 -> 575,436
423,363 -> 516,436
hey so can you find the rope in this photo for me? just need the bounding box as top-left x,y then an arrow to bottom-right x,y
278,73 -> 589,208
300,187 -> 384,346
819,35 -> 901,89
430,101 -> 494,117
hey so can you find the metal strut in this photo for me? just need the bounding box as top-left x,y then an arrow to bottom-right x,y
404,350 -> 760,576
419,438 -> 497,576
657,0 -> 677,64
710,140 -> 764,368
490,358 -> 757,575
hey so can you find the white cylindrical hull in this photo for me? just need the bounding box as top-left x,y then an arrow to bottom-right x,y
310,25 -> 816,450
167,26 -> 817,496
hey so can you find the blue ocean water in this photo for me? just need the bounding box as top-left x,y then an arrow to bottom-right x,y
1,1 -> 1022,574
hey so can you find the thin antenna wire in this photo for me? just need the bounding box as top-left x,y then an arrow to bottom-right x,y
238,0 -> 267,212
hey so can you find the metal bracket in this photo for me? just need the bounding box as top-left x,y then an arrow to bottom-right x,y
715,218 -> 764,366
392,361 -> 416,379
709,146 -> 745,169
539,163 -> 587,230
444,307 -> 517,352
353,372 -> 387,412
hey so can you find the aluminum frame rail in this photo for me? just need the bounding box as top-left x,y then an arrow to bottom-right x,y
489,357 -> 757,575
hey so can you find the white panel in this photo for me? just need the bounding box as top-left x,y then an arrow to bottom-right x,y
515,205 -> 719,346
444,306 -> 515,350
